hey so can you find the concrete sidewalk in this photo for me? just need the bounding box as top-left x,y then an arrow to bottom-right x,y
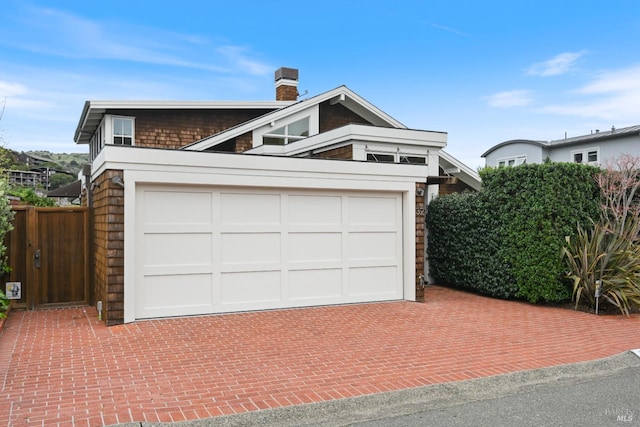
1,286 -> 639,426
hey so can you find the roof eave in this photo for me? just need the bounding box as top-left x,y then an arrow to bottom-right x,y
73,100 -> 294,145
481,139 -> 547,158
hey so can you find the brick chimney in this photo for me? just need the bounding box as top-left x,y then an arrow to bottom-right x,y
275,67 -> 299,101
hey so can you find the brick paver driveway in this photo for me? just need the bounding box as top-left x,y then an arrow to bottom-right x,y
1,286 -> 639,426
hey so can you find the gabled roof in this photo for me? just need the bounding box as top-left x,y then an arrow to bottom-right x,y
20,152 -> 53,163
183,86 -> 406,151
74,100 -> 294,145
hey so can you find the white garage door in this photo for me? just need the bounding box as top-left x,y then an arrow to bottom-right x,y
135,186 -> 403,319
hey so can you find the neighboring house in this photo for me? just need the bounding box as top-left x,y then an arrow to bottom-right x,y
18,152 -> 53,167
47,179 -> 82,206
4,169 -> 46,188
482,125 -> 640,167
74,67 -> 480,325
3,167 -> 73,190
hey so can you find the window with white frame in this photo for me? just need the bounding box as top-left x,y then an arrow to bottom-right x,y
113,117 -> 134,145
367,152 -> 427,164
399,155 -> 427,164
497,156 -> 526,167
572,148 -> 599,165
367,153 -> 395,163
263,116 -> 309,145
88,115 -> 135,160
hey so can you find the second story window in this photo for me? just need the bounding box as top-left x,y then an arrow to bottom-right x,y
572,148 -> 599,165
113,117 -> 134,145
498,156 -> 526,167
263,117 -> 309,145
367,152 -> 427,164
89,115 -> 136,160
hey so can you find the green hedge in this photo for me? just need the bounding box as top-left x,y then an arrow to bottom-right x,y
426,162 -> 601,302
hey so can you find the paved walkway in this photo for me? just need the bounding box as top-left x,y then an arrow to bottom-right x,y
0,286 -> 639,426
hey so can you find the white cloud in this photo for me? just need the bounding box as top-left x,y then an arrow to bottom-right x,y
4,6 -> 271,75
216,46 -> 273,76
538,64 -> 640,120
0,81 -> 28,97
485,90 -> 533,108
526,51 -> 587,77
577,65 -> 640,94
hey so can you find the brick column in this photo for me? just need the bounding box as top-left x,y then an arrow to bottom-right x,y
92,170 -> 125,325
415,182 -> 426,302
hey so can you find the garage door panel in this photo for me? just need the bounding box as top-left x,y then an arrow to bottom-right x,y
348,266 -> 399,297
288,269 -> 342,300
288,233 -> 342,263
348,196 -> 398,225
220,233 -> 281,265
348,232 -> 398,261
144,233 -> 212,266
140,273 -> 213,312
288,195 -> 342,225
144,191 -> 212,225
220,271 -> 281,304
220,193 -> 281,225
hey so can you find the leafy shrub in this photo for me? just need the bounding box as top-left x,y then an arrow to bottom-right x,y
481,162 -> 601,302
426,192 -> 517,298
0,289 -> 8,318
427,162 -> 600,302
0,178 -> 13,277
9,187 -> 55,207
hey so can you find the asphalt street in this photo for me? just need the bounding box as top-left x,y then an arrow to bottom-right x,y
110,350 -> 640,427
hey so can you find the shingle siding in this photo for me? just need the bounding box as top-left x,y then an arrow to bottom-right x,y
92,169 -> 125,326
108,109 -> 273,149
415,182 -> 426,302
319,101 -> 372,132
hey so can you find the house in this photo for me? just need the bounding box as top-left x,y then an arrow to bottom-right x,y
47,178 -> 82,206
482,125 -> 640,167
3,166 -> 73,191
74,67 -> 480,325
18,152 -> 53,167
4,169 -> 46,188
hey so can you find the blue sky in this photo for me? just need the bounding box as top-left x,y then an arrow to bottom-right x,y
1,1 -> 639,169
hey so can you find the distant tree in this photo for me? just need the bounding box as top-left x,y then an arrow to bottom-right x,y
48,173 -> 75,190
9,188 -> 55,207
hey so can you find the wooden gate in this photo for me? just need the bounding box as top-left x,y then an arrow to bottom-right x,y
3,206 -> 89,309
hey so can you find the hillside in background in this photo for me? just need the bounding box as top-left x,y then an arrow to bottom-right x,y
25,151 -> 89,176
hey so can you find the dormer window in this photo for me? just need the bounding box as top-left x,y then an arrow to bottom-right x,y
113,117 -> 134,145
263,117 -> 309,145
